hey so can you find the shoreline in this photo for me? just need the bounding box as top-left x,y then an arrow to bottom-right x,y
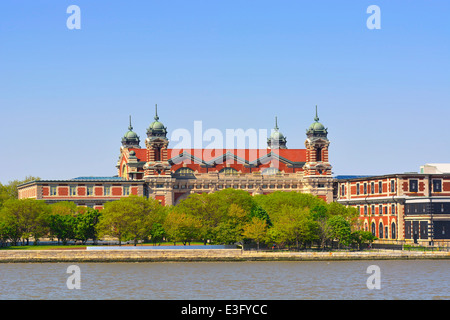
0,249 -> 449,263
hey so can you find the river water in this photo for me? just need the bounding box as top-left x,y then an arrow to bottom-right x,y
0,260 -> 448,300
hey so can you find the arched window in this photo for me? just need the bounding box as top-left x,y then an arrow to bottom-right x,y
316,147 -> 322,162
391,222 -> 396,239
122,164 -> 128,179
371,222 -> 376,236
379,222 -> 384,238
262,167 -> 281,176
174,167 -> 195,178
219,167 -> 239,176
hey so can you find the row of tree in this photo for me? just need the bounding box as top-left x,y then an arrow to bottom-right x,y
0,199 -> 101,246
0,185 -> 376,249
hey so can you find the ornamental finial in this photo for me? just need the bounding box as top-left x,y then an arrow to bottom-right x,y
314,105 -> 319,122
154,104 -> 159,121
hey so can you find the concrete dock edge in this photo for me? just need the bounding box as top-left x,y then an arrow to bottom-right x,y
0,249 -> 449,263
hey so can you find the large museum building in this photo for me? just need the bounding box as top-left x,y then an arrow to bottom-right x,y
17,106 -> 450,244
18,106 -> 333,209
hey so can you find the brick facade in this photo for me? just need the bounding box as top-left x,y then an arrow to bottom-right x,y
336,174 -> 450,244
18,109 -> 334,208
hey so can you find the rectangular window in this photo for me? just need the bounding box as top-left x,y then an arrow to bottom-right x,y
384,206 -> 388,215
364,183 -> 367,194
341,185 -> 345,196
391,204 -> 395,215
104,186 -> 111,196
371,205 -> 375,215
70,186 -> 77,196
379,205 -> 383,215
378,181 -> 382,194
433,179 -> 442,192
371,182 -> 375,194
50,186 -> 57,196
87,186 -> 94,196
364,206 -> 368,216
123,186 -> 130,196
356,183 -> 360,195
391,180 -> 395,193
409,179 -> 418,193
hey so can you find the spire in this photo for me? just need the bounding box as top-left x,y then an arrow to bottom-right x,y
275,116 -> 279,130
128,115 -> 133,131
314,105 -> 319,122
154,104 -> 159,121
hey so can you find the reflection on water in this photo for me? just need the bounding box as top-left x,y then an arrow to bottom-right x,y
0,260 -> 448,300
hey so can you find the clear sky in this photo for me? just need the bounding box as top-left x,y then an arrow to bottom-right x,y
0,0 -> 449,184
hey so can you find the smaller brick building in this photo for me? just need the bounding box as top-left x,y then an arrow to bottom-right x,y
335,174 -> 450,245
18,177 -> 145,211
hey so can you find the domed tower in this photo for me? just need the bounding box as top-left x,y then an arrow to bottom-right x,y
302,106 -> 333,202
121,116 -> 141,149
267,117 -> 287,149
146,104 -> 168,140
144,104 -> 171,176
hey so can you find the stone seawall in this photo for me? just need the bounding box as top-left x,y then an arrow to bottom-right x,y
0,249 -> 449,263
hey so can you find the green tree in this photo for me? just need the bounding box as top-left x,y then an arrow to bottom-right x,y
351,230 -> 376,250
0,198 -> 50,245
175,193 -> 220,244
214,204 -> 248,245
0,204 -> 21,246
176,189 -> 256,244
47,202 -> 77,245
73,208 -> 101,245
164,208 -> 202,245
254,191 -> 324,219
242,217 -> 268,250
249,204 -> 271,227
98,195 -> 162,246
97,200 -> 128,245
48,214 -> 76,245
149,223 -> 166,246
269,206 -> 316,250
328,215 -> 352,248
0,184 -> 10,208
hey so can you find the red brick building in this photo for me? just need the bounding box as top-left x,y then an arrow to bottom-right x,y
335,174 -> 450,244
18,105 -> 334,207
18,177 -> 145,210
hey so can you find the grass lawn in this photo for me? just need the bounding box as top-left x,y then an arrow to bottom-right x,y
0,245 -> 87,250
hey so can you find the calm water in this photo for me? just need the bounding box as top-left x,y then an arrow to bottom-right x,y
0,260 -> 448,300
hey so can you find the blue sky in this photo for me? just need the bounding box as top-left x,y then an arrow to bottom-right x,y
0,0 -> 449,183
